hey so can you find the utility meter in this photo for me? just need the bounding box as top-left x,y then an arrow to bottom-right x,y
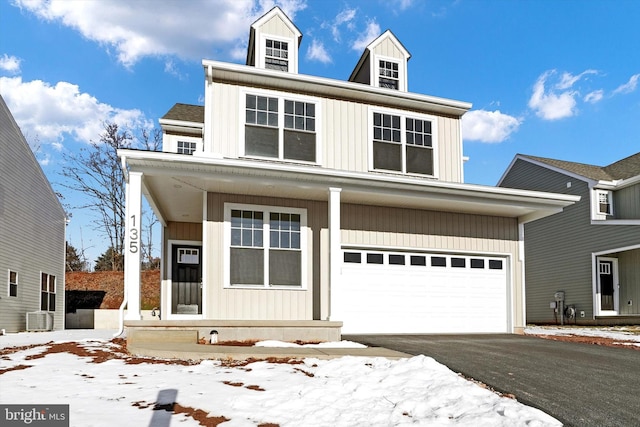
554,291 -> 565,302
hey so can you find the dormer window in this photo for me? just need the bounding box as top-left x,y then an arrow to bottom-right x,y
378,60 -> 399,90
592,189 -> 614,220
177,140 -> 197,155
265,39 -> 289,71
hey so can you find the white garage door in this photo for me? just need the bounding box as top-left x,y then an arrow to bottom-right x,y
333,249 -> 509,334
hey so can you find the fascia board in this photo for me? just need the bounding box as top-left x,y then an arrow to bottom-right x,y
202,59 -> 471,117
367,30 -> 411,59
119,149 -> 579,212
159,118 -> 204,129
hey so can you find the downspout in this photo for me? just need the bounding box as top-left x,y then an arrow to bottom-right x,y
114,156 -> 130,337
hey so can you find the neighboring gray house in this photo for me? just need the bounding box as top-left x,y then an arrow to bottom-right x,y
499,153 -> 640,325
117,7 -> 577,339
0,94 -> 66,332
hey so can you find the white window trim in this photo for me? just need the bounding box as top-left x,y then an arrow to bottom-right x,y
258,34 -> 297,73
373,55 -> 407,91
223,202 -> 308,290
591,189 -> 613,220
166,134 -> 203,155
239,88 -> 322,165
368,106 -> 439,178
7,270 -> 17,298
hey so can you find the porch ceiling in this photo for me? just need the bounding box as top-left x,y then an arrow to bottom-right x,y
120,150 -> 579,225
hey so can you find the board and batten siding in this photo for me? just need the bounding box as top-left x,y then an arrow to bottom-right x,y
202,193 -> 328,321
371,37 -> 404,58
341,203 -> 525,329
0,96 -> 66,332
500,159 -> 640,321
259,13 -> 294,37
209,82 -> 463,183
614,182 -> 640,219
618,249 -> 640,315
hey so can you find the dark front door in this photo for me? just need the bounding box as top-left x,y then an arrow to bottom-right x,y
599,260 -> 614,311
171,245 -> 202,315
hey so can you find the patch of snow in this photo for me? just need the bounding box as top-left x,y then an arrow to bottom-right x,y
525,325 -> 640,343
0,330 -> 560,426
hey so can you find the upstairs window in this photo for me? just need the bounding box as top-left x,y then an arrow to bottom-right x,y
598,191 -> 612,215
372,110 -> 435,176
8,270 -> 17,297
177,140 -> 197,155
378,60 -> 399,90
265,39 -> 289,71
244,93 -> 317,163
41,273 -> 56,311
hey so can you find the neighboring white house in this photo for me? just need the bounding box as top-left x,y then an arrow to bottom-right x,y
118,7 -> 577,337
0,94 -> 66,333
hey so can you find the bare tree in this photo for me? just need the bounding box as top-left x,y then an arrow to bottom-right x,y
60,122 -> 162,271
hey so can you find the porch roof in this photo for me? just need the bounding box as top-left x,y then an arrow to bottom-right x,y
118,149 -> 579,226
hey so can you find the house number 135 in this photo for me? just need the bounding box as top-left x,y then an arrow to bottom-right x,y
129,214 -> 139,253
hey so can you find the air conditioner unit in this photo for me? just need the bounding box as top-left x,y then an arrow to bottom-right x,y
26,311 -> 54,332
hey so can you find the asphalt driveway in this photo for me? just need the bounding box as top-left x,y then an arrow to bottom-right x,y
343,334 -> 640,427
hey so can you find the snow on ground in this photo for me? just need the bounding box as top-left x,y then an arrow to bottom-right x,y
0,330 -> 560,427
525,325 -> 640,347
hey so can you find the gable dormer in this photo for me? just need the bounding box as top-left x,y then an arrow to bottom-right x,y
246,7 -> 302,74
349,30 -> 411,91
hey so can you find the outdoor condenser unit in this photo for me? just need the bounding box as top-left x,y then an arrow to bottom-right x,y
26,311 -> 54,332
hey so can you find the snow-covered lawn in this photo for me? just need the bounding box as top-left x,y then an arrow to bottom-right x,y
525,325 -> 640,348
0,330 -> 561,426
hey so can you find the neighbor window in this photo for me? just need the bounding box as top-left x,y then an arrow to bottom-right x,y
8,270 -> 17,297
40,273 -> 56,311
228,205 -> 306,288
244,93 -> 317,163
177,140 -> 197,155
597,190 -> 612,215
372,111 -> 434,176
265,39 -> 289,71
378,60 -> 399,89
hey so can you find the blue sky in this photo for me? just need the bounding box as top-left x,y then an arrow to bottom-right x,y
2,0 -> 639,264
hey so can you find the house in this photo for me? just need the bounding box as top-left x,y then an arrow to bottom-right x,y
0,94 -> 67,333
499,153 -> 640,325
117,7 -> 577,340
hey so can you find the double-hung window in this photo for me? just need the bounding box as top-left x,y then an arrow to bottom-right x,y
40,273 -> 56,311
244,93 -> 317,163
8,270 -> 17,297
371,110 -> 435,176
227,204 -> 306,288
593,189 -> 614,220
378,60 -> 399,90
265,39 -> 289,71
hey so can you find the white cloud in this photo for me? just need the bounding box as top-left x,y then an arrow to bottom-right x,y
462,110 -> 522,143
392,0 -> 415,11
328,7 -> 357,41
0,76 -> 150,146
352,20 -> 381,51
12,0 -> 307,67
306,39 -> 332,63
613,73 -> 640,94
556,70 -> 598,90
528,70 -> 578,120
584,89 -> 604,104
0,54 -> 21,73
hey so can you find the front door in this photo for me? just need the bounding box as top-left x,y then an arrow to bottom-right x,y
171,245 -> 202,315
598,258 -> 618,314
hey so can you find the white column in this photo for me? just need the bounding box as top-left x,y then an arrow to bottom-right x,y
124,171 -> 142,320
328,187 -> 342,320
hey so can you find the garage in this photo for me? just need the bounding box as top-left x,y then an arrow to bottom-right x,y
332,249 -> 510,334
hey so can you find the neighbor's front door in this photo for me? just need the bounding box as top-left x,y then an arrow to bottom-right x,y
171,245 -> 202,315
598,258 -> 618,314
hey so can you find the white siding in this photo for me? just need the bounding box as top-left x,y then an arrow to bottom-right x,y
0,96 -> 66,332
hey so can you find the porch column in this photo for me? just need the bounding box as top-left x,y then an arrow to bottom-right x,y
328,187 -> 342,320
124,171 -> 142,320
